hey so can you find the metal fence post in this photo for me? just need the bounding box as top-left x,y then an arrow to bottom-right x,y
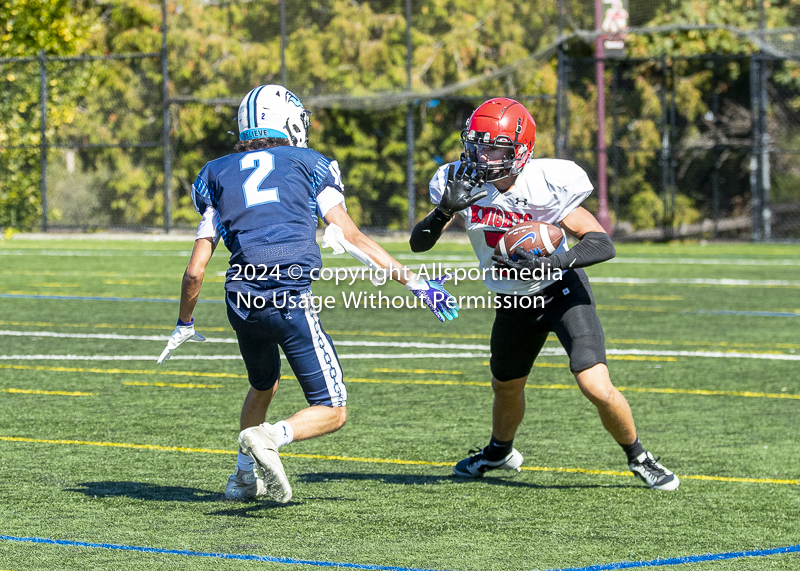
594,0 -> 611,233
668,59 -> 677,235
405,0 -> 415,231
162,0 -> 171,233
659,55 -> 669,240
563,55 -> 570,159
750,55 -> 761,241
39,50 -> 48,232
712,83 -> 720,238
280,0 -> 287,86
760,59 -> 771,239
611,63 -> 620,223
556,49 -> 565,159
555,0 -> 565,159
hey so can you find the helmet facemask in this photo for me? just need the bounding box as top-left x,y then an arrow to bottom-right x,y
460,119 -> 532,182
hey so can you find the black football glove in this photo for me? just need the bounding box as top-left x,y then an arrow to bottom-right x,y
436,163 -> 488,218
492,247 -> 555,273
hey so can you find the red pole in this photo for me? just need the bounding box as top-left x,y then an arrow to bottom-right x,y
595,0 -> 612,233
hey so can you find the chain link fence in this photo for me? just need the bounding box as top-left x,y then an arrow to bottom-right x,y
1,0 -> 799,239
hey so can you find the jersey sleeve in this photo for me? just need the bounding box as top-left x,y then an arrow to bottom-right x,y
313,158 -> 346,218
195,206 -> 221,245
428,163 -> 453,206
191,163 -> 214,215
555,161 -> 594,221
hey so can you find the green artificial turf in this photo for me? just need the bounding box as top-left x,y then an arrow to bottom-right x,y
0,237 -> 798,570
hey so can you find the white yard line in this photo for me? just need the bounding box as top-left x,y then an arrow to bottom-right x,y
0,353 -> 490,361
0,329 -> 798,362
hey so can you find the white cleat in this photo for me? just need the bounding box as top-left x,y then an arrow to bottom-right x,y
629,451 -> 680,491
224,466 -> 267,501
238,423 -> 292,503
453,447 -> 524,478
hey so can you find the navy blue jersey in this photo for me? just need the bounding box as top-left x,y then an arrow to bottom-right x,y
191,146 -> 344,297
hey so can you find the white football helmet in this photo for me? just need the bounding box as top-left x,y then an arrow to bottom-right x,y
237,85 -> 311,147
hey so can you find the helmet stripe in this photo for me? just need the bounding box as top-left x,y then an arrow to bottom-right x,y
244,89 -> 256,130
249,85 -> 265,129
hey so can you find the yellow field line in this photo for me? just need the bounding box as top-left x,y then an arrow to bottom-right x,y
1,436 -> 797,486
327,329 -> 491,340
123,381 -> 224,389
619,294 -> 684,301
348,378 -> 491,387
0,436 -> 234,454
1,388 -> 93,396
607,355 -> 678,362
0,320 -> 229,332
606,337 -> 800,350
346,378 -> 800,400
599,282 -> 800,289
371,367 -> 463,375
615,386 -> 800,400
6,364 -> 798,400
0,364 -> 244,380
597,305 -> 672,312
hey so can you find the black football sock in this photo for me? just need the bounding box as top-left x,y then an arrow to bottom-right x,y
620,436 -> 645,463
484,436 -> 514,461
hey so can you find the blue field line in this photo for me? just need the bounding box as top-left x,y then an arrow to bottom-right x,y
2,536 -> 797,571
541,544 -> 800,571
691,309 -> 800,318
0,535 -> 452,571
0,293 -> 222,303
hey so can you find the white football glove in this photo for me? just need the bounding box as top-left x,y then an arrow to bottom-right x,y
157,320 -> 206,364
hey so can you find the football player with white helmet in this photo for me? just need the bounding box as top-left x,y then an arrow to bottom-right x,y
158,85 -> 459,503
410,98 -> 679,491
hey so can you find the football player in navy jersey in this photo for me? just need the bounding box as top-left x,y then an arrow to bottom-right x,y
410,98 -> 679,491
157,85 -> 459,503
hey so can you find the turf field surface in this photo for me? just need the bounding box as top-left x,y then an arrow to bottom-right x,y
0,237 -> 798,571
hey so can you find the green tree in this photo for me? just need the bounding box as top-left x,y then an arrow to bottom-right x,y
0,0 -> 97,229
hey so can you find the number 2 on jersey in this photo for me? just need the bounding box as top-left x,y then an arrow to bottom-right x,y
240,150 -> 280,207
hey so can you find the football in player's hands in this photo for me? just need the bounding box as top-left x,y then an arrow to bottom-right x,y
493,221 -> 566,260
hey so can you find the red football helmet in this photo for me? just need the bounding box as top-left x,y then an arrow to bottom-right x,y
461,98 -> 536,182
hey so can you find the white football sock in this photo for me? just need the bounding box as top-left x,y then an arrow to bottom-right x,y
273,420 -> 294,447
237,450 -> 255,472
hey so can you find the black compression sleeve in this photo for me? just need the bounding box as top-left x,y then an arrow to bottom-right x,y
409,208 -> 451,252
550,231 -> 616,269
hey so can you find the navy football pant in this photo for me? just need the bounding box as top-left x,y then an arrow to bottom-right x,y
226,291 -> 347,407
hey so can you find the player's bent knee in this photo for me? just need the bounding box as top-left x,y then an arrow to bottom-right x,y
574,364 -> 616,406
335,405 -> 347,428
248,373 -> 279,392
491,376 -> 528,395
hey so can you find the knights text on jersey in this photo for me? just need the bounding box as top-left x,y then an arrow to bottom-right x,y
191,146 -> 345,297
428,158 -> 593,295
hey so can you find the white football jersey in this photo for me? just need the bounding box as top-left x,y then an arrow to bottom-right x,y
429,158 -> 593,295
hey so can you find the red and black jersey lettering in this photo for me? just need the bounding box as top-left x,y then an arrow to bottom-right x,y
470,205 -> 533,230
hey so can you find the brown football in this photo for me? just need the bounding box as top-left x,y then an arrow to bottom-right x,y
494,221 -> 566,259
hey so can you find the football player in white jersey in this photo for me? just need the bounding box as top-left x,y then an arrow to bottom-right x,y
410,98 -> 679,490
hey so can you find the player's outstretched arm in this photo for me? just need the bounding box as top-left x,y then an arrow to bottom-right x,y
157,237 -> 215,364
323,205 -> 458,322
410,163 -> 486,253
178,237 -> 216,321
409,208 -> 455,252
